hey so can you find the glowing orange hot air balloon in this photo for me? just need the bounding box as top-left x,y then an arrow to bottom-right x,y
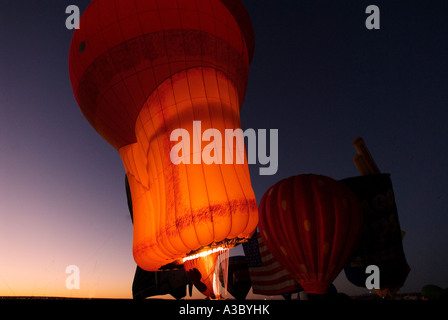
258,174 -> 363,295
69,0 -> 258,297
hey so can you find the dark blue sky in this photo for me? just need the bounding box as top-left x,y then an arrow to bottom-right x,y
0,0 -> 447,297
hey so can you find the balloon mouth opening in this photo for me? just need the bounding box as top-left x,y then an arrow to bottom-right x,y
181,238 -> 252,299
181,237 -> 249,263
182,246 -> 228,263
182,245 -> 231,299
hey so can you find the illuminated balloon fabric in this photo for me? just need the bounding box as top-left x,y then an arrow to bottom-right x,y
126,175 -> 192,300
69,0 -> 258,272
258,174 -> 363,295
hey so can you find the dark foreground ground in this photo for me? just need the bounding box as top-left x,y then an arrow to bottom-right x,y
0,293 -> 443,319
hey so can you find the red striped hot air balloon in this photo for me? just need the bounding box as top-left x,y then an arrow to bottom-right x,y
258,174 -> 363,295
69,0 -> 257,298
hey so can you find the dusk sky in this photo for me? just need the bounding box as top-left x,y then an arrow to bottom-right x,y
0,0 -> 447,299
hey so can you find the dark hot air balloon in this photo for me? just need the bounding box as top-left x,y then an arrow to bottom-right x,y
258,174 -> 363,295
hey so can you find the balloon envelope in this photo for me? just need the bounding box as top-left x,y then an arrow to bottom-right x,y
258,174 -> 363,294
69,0 -> 258,274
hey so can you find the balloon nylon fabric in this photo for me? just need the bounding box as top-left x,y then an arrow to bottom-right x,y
120,68 -> 258,270
69,0 -> 258,271
258,174 -> 363,295
69,0 -> 253,149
